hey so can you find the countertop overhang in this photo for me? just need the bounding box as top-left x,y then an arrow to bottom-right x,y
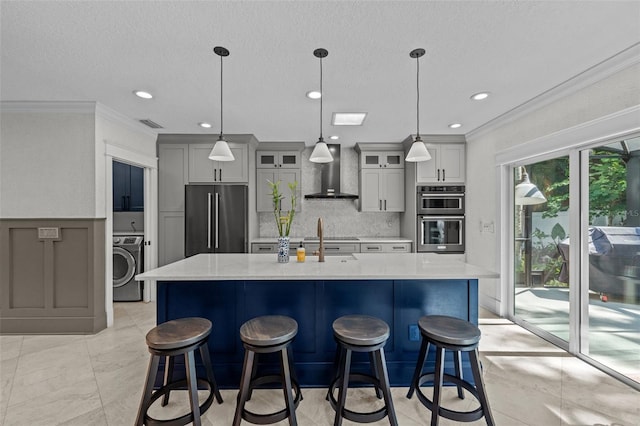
137,253 -> 499,281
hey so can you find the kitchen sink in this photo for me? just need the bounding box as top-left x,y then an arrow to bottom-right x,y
320,255 -> 358,262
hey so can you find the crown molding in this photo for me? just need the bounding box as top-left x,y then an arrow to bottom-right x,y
95,102 -> 158,138
468,42 -> 640,142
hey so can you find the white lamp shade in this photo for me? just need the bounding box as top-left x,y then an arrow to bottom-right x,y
208,137 -> 235,161
405,139 -> 432,162
515,181 -> 547,205
309,141 -> 333,163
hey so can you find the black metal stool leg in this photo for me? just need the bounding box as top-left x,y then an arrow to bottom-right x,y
233,349 -> 255,426
407,339 -> 429,398
200,342 -> 223,404
369,351 -> 383,399
334,348 -> 352,426
161,355 -> 175,406
286,345 -> 303,401
185,350 -> 201,426
470,349 -> 495,426
280,347 -> 298,426
373,349 -> 398,426
431,347 -> 445,426
135,354 -> 160,426
454,351 -> 465,400
327,345 -> 345,401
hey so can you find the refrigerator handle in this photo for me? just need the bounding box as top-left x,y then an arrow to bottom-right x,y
207,193 -> 212,249
215,192 -> 220,249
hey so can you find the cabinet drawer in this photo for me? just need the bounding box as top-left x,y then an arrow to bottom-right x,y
251,243 -> 276,253
304,243 -> 360,255
361,243 -> 383,252
382,243 -> 411,253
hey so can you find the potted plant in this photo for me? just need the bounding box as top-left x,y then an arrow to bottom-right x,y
268,180 -> 298,262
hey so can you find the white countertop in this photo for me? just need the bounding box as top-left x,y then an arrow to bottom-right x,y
251,237 -> 413,244
136,253 -> 498,281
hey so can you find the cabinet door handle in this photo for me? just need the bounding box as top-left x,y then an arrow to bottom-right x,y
121,196 -> 126,210
214,169 -> 217,181
126,195 -> 130,210
384,199 -> 387,211
442,169 -> 446,181
437,169 -> 440,181
219,168 -> 222,181
379,200 -> 382,211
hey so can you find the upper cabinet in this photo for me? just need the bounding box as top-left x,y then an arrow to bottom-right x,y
355,143 -> 405,212
113,161 -> 144,211
189,142 -> 249,183
256,150 -> 301,169
359,151 -> 404,169
416,143 -> 465,183
255,143 -> 304,212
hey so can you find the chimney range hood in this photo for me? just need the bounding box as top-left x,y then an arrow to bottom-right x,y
304,144 -> 359,199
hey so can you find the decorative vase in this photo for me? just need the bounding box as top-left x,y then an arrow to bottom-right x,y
277,236 -> 290,263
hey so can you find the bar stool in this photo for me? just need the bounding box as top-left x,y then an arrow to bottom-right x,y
135,317 -> 223,426
406,315 -> 495,426
327,315 -> 398,426
233,315 -> 302,426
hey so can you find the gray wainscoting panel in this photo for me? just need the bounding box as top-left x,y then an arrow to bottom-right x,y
0,218 -> 106,334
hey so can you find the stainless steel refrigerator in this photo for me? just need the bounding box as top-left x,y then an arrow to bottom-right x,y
185,184 -> 248,256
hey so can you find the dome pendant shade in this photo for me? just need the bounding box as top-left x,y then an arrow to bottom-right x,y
209,46 -> 234,162
515,169 -> 547,205
406,136 -> 432,162
405,48 -> 431,163
309,137 -> 333,163
208,136 -> 234,161
310,48 -> 333,163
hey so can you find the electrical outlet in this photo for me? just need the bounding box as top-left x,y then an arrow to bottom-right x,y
409,324 -> 420,341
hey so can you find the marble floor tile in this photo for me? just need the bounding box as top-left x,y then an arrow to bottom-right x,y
1,301 -> 638,426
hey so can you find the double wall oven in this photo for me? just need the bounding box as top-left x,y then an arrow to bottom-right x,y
416,185 -> 465,253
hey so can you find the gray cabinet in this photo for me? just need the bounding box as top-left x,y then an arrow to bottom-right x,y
158,212 -> 185,266
189,142 -> 249,183
360,242 -> 411,253
302,242 -> 360,256
158,144 -> 188,212
356,144 -> 405,213
416,143 -> 465,183
255,143 -> 304,212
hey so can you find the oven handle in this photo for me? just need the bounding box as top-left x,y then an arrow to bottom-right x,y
419,193 -> 464,197
418,215 -> 464,221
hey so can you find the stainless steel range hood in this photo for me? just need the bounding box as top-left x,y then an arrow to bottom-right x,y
304,144 -> 359,199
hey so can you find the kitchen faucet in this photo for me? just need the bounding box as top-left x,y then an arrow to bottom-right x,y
317,217 -> 325,262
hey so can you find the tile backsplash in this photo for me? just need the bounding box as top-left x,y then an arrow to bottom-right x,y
258,146 -> 401,238
113,211 -> 144,233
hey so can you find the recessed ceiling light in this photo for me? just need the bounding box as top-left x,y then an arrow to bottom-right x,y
470,92 -> 490,101
332,112 -> 367,126
448,123 -> 462,129
306,91 -> 321,99
329,135 -> 339,140
134,90 -> 153,99
198,122 -> 212,128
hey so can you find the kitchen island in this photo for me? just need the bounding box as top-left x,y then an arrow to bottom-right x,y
137,253 -> 498,388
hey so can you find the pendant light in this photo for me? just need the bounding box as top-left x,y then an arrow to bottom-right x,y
309,48 -> 333,163
405,48 -> 432,162
515,166 -> 547,205
208,46 -> 235,161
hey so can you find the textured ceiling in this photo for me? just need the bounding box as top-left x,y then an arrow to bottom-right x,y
1,1 -> 639,146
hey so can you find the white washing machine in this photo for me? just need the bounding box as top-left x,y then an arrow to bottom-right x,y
113,235 -> 143,301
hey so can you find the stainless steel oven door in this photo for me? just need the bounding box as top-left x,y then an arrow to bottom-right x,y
417,193 -> 464,215
417,216 -> 465,253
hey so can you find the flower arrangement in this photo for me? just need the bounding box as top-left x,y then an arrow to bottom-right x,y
267,180 -> 298,237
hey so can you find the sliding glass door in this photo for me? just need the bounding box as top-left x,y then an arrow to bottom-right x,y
583,138 -> 640,384
513,156 -> 571,343
511,136 -> 640,387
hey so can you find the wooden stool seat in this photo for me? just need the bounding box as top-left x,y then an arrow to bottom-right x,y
328,315 -> 398,426
407,315 -> 494,426
135,317 -> 223,426
233,315 -> 301,426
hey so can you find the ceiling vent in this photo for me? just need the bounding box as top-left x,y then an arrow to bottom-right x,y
139,119 -> 163,129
